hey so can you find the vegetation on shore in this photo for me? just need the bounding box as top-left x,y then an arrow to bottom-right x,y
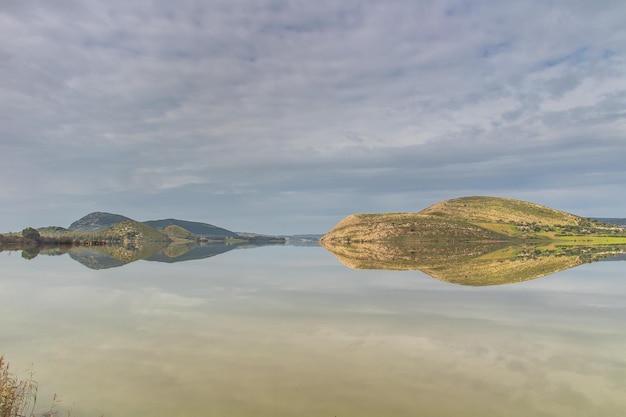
0,212 -> 287,262
0,220 -> 170,260
0,212 -> 288,267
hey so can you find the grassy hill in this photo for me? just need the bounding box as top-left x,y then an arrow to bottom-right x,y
320,196 -> 626,285
419,196 -> 581,226
162,224 -> 197,240
143,219 -> 238,238
321,196 -> 624,243
37,219 -> 170,244
106,220 -> 170,243
320,212 -> 508,243
65,212 -> 238,238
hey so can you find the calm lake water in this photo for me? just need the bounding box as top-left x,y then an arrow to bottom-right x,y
1,244 -> 625,417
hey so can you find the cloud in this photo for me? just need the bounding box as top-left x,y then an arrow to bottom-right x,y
1,0 -> 625,233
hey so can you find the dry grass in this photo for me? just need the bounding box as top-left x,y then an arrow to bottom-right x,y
473,222 -> 521,236
0,355 -> 37,417
320,212 -> 507,243
419,196 -> 582,226
0,356 -> 82,417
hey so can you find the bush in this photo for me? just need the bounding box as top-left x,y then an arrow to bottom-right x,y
20,228 -> 40,242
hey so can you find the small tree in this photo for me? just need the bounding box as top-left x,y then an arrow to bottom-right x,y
21,228 -> 40,241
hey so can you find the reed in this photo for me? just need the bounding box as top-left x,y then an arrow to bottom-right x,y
0,355 -> 37,417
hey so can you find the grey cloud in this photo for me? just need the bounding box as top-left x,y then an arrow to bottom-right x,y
1,0 -> 625,233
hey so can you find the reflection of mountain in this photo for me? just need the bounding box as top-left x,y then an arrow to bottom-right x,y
320,240 -> 626,286
145,243 -> 237,263
60,241 -> 283,269
68,241 -> 169,269
69,249 -> 127,270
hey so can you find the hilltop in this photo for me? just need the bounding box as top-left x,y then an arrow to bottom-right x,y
69,212 -> 132,231
419,196 -> 582,227
321,196 -> 625,243
593,218 -> 626,228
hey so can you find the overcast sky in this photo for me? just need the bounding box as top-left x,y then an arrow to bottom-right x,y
1,0 -> 625,234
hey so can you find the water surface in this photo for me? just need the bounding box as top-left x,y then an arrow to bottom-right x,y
1,245 -> 625,416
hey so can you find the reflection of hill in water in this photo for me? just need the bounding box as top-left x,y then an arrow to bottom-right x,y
145,243 -> 237,263
68,241 -> 169,269
320,241 -> 626,286
64,241 -> 282,269
69,249 -> 127,270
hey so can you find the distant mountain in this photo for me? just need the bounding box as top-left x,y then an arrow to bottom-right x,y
143,218 -> 239,238
37,226 -> 70,234
285,234 -> 324,240
68,213 -> 168,243
592,218 -> 626,227
67,212 -> 239,238
69,212 -> 132,231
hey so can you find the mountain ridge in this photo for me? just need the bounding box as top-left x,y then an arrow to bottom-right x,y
144,218 -> 238,237
68,212 -> 239,238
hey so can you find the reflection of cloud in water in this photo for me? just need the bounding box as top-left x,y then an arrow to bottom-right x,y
1,247 -> 625,416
